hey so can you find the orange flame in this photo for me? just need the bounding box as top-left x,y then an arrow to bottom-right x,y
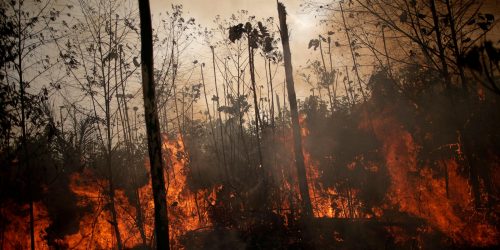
361,108 -> 498,246
0,202 -> 51,249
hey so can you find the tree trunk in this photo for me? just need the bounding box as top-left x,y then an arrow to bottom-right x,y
429,0 -> 452,89
211,46 -> 229,180
319,38 -> 334,115
118,45 -> 147,245
101,16 -> 122,248
138,1 -> 170,249
444,0 -> 468,91
340,2 -> 367,102
268,59 -> 275,128
277,1 -> 314,219
248,43 -> 264,170
18,29 -> 35,250
200,64 -> 222,172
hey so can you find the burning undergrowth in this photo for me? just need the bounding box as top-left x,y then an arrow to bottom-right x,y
1,70 -> 499,249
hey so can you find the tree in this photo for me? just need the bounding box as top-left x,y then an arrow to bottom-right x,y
228,15 -> 278,172
138,0 -> 170,249
54,0 -> 145,247
277,1 -> 314,219
0,0 -> 67,248
350,0 -> 495,91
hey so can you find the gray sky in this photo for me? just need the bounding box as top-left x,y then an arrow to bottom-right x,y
150,0 -> 320,64
149,0 -> 324,98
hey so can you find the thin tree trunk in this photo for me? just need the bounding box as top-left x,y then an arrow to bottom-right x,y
445,0 -> 468,91
101,15 -> 122,247
236,52 -> 251,165
345,66 -> 355,105
248,43 -> 264,169
340,2 -> 367,102
277,1 -> 314,219
119,45 -> 147,245
268,59 -> 275,128
200,64 -> 222,171
381,25 -> 392,77
430,0 -> 452,89
138,1 -> 170,249
211,46 -> 229,180
320,38 -> 334,115
18,26 -> 35,250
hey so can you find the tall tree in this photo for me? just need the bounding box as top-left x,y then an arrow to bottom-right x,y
0,0 -> 67,248
277,1 -> 314,219
137,0 -> 170,249
228,18 -> 276,171
54,1 -> 142,247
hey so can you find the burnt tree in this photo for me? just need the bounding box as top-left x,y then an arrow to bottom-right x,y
138,0 -> 170,249
277,1 -> 314,219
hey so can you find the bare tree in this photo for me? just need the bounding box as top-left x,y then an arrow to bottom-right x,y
138,0 -> 170,249
277,1 -> 314,219
0,0 -> 68,248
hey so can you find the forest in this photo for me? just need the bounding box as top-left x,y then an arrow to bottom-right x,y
0,0 -> 499,249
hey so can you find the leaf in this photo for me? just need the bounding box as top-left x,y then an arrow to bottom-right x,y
485,14 -> 494,22
399,11 -> 408,23
462,46 -> 482,72
244,22 -> 252,32
308,39 -> 320,50
249,35 -> 259,49
257,21 -> 269,37
478,22 -> 490,31
133,57 -> 140,67
262,37 -> 274,53
484,41 -> 500,64
229,23 -> 245,43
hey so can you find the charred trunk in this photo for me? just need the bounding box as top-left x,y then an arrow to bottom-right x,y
138,1 -> 170,248
277,1 -> 314,219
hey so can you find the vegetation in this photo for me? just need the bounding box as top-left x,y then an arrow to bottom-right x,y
0,0 -> 499,249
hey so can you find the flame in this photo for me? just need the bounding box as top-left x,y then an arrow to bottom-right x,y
159,134 -> 215,247
0,202 -> 51,249
0,134 -> 215,249
1,112 -> 497,248
361,108 -> 498,246
62,134 -> 216,249
60,169 -> 146,249
298,114 -> 363,219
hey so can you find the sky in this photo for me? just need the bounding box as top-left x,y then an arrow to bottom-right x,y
149,0 -> 326,98
150,0 -> 320,65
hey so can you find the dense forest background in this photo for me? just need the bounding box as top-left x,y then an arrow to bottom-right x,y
1,0 -> 499,249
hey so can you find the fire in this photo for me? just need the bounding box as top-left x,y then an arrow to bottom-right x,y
294,109 -> 498,246
158,134 -> 215,247
361,107 -> 498,246
0,111 -> 496,248
0,135 -> 215,249
60,169 -> 146,248
0,202 -> 51,249
299,114 -> 364,219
